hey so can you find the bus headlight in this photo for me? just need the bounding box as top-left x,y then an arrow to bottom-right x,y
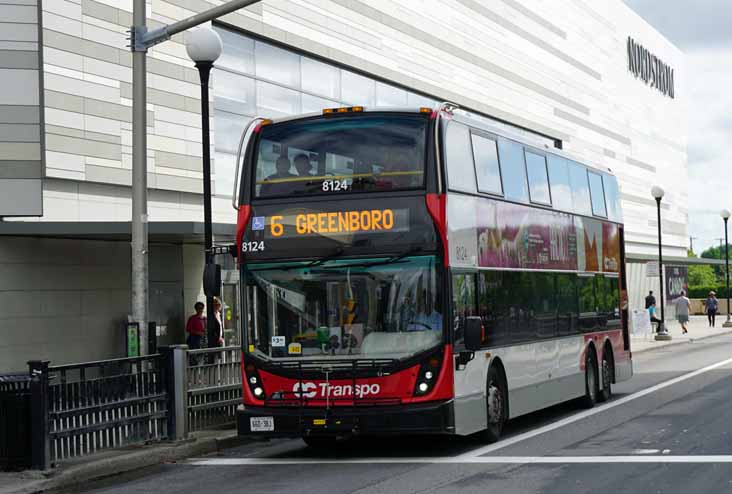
245,360 -> 266,401
413,351 -> 443,396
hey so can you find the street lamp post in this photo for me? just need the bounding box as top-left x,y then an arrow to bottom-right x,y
651,186 -> 671,340
722,209 -> 732,327
186,27 -> 223,347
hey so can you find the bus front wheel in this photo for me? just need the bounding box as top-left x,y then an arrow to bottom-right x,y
482,366 -> 507,443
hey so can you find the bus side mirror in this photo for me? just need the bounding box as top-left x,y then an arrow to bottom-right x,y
203,263 -> 221,297
464,316 -> 482,352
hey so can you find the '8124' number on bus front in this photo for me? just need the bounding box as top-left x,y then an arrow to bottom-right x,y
322,179 -> 350,192
241,241 -> 265,253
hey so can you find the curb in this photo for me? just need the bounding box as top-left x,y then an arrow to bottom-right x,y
631,329 -> 732,354
1,432 -> 250,494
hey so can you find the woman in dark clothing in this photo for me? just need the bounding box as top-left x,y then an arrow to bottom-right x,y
705,291 -> 719,327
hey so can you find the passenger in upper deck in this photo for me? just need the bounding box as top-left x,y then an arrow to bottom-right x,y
294,153 -> 313,177
259,155 -> 297,196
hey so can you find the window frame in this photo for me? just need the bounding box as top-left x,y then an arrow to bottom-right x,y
445,121 -> 478,194
523,149 -> 553,207
469,130 -> 504,197
588,170 -> 609,218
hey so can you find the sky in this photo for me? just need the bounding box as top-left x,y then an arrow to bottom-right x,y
625,0 -> 732,255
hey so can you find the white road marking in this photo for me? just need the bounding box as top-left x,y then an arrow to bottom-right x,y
188,456 -> 732,466
458,355 -> 732,459
633,449 -> 660,454
189,355 -> 732,468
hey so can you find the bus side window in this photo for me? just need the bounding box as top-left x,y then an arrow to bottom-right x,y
577,275 -> 598,332
445,122 -> 477,193
452,273 -> 476,347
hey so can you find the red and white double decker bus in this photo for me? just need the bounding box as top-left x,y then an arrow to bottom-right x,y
232,103 -> 631,447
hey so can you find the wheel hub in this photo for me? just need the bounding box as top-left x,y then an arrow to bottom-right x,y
488,382 -> 503,425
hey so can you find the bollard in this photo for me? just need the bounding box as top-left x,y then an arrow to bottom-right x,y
28,360 -> 50,470
159,345 -> 189,441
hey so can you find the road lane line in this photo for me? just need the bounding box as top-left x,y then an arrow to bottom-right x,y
458,355 -> 732,459
188,455 -> 732,466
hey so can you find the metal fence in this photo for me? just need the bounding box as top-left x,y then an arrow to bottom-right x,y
186,346 -> 241,432
1,346 -> 245,471
0,374 -> 32,470
45,355 -> 168,464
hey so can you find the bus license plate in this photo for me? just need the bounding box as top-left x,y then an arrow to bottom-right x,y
250,416 -> 274,432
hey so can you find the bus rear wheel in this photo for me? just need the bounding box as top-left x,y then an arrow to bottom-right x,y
482,366 -> 507,443
599,347 -> 614,402
581,349 -> 599,408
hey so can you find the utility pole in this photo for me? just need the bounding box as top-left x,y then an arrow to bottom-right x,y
129,0 -> 262,354
689,236 -> 697,254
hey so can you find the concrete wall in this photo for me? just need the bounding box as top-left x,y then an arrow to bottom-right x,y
0,236 -> 186,372
0,0 -> 44,216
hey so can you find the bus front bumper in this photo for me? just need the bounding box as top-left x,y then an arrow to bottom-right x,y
237,400 -> 455,438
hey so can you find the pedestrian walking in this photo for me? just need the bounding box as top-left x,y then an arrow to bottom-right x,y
674,290 -> 691,334
705,290 -> 719,327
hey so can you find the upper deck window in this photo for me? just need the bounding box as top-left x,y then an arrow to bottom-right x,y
445,122 -> 477,193
568,161 -> 592,216
471,133 -> 502,195
547,155 -> 573,212
525,151 -> 551,205
588,171 -> 608,217
254,114 -> 427,198
497,139 -> 529,202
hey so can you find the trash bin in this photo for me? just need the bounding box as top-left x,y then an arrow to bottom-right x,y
0,374 -> 32,470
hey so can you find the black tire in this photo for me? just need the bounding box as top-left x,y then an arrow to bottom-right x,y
581,349 -> 599,408
482,366 -> 507,443
598,346 -> 614,403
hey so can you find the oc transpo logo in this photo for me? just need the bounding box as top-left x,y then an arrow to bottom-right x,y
292,381 -> 381,398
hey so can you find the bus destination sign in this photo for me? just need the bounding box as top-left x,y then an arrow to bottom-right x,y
250,208 -> 410,240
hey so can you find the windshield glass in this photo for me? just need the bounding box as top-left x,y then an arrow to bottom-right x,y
253,114 -> 428,198
244,256 -> 443,359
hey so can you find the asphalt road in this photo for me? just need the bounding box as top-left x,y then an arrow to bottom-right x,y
72,333 -> 732,494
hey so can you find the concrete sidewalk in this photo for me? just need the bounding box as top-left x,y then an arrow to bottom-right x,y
0,429 -> 248,494
631,315 -> 732,353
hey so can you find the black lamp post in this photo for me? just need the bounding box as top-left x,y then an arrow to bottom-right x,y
651,186 -> 671,340
186,27 -> 223,347
722,209 -> 732,327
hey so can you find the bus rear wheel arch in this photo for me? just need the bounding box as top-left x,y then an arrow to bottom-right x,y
482,361 -> 508,443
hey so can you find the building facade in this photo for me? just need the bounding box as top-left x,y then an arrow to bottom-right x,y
0,0 -> 687,371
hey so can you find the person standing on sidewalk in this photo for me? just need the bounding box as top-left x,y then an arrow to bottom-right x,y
185,301 -> 206,349
674,290 -> 691,334
704,290 -> 719,327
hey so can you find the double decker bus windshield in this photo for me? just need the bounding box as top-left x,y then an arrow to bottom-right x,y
253,114 -> 428,198
245,255 -> 442,359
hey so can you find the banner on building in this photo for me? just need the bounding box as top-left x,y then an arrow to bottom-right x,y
665,265 -> 688,303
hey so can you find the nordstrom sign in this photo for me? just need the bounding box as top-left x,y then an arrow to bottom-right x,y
627,37 -> 675,99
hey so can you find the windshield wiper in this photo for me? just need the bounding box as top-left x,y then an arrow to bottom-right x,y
316,246 -> 423,270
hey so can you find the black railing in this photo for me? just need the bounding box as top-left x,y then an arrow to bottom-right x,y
43,355 -> 168,465
186,346 -> 241,432
0,374 -> 32,470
